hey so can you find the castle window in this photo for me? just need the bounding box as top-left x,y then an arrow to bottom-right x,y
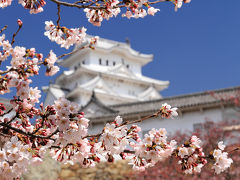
113,61 -> 116,66
82,60 -> 85,64
128,90 -> 135,95
74,66 -> 77,71
106,60 -> 109,66
99,58 -> 102,65
126,64 -> 129,69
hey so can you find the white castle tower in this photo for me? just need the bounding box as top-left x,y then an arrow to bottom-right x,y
43,37 -> 169,107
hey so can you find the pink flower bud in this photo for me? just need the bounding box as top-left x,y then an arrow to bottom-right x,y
17,19 -> 23,27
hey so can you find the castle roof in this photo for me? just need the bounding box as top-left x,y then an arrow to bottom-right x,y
56,64 -> 169,91
59,37 -> 153,67
84,86 -> 240,122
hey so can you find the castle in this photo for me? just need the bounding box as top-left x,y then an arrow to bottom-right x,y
43,37 -> 240,135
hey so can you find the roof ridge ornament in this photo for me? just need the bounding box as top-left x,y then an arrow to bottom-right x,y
125,37 -> 130,46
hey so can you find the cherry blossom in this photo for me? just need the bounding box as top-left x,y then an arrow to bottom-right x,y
0,34 -> 12,61
176,135 -> 207,174
18,0 -> 46,14
0,1 -> 237,179
160,103 -> 178,118
147,7 -> 160,16
0,0 -> 12,8
129,128 -> 177,170
44,21 -> 87,49
212,141 -> 233,174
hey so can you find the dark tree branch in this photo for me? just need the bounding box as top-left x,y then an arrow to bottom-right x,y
57,44 -> 90,59
0,122 -> 58,140
56,4 -> 61,27
84,110 -> 161,138
50,0 -> 167,10
6,114 -> 18,124
0,25 -> 7,34
11,24 -> 22,45
0,108 -> 13,117
228,147 -> 240,154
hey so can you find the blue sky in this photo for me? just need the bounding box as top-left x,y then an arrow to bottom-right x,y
0,0 -> 240,102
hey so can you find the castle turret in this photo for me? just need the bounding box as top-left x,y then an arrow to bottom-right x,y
43,37 -> 169,107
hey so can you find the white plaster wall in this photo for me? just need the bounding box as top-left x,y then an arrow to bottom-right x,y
89,52 -> 121,66
88,107 -> 239,138
126,60 -> 142,75
136,108 -> 232,137
65,74 -> 94,90
104,78 -> 145,97
43,92 -> 57,107
70,54 -> 90,70
87,51 -> 142,75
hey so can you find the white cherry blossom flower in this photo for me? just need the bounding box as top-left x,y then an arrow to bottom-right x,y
147,7 -> 160,16
178,147 -> 189,158
218,141 -> 225,150
0,0 -> 12,8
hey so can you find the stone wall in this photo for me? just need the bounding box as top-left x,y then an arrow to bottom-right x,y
22,155 -> 134,180
59,160 -> 134,180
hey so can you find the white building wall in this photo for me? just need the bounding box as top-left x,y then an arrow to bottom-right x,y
70,54 -> 90,70
104,78 -> 145,97
88,52 -> 121,66
87,107 -> 240,142
126,59 -> 142,76
85,51 -> 142,75
44,92 -> 57,107
135,107 -> 234,137
68,74 -> 94,90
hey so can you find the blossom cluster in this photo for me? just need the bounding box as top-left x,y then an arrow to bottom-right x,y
44,21 -> 87,49
48,98 -> 92,164
0,0 -> 191,28
0,0 -> 12,8
1,0 -> 236,179
176,135 -> 207,174
84,0 -> 191,26
212,141 -> 233,174
44,50 -> 59,76
0,91 -> 235,179
84,0 -> 121,27
18,0 -> 46,14
129,128 -> 177,171
160,103 -> 178,119
0,136 -> 46,179
0,34 -> 59,95
0,92 -> 180,179
0,34 -> 12,61
0,0 -> 45,12
173,0 -> 191,11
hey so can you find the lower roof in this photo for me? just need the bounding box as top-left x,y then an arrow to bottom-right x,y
85,86 -> 240,121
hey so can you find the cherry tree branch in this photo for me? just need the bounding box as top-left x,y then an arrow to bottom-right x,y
0,69 -> 13,75
50,0 -> 168,10
57,44 -> 90,59
228,147 -> 240,154
0,108 -> 13,117
84,110 -> 161,138
122,110 -> 161,126
0,122 -> 57,140
11,23 -> 22,45
6,114 -> 18,125
0,25 -> 7,34
56,4 -> 61,27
